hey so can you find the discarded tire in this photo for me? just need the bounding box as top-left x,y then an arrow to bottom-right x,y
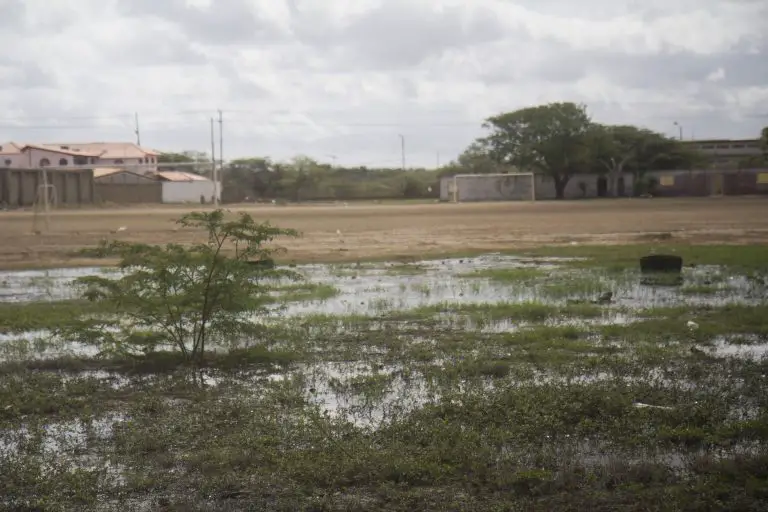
640,254 -> 684,286
639,254 -> 683,274
247,258 -> 275,269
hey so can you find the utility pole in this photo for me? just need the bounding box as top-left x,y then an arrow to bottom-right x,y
673,121 -> 683,141
217,109 -> 223,205
399,134 -> 405,170
134,112 -> 141,146
210,117 -> 218,207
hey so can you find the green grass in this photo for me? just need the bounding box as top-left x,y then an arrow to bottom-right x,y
517,244 -> 768,272
273,282 -> 340,302
408,300 -> 605,323
385,263 -> 428,276
0,299 -> 109,334
680,284 -> 723,296
457,266 -> 546,282
3,246 -> 768,510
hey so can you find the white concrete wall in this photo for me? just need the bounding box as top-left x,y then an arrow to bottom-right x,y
99,157 -> 156,171
22,148 -> 79,167
0,154 -> 23,167
439,175 -> 534,201
161,181 -> 221,204
2,150 -> 156,170
441,172 -> 635,201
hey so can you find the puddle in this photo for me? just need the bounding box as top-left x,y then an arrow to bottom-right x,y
0,330 -> 100,360
265,362 -> 434,428
708,335 -> 768,361
0,267 -> 115,302
0,412 -> 127,457
282,259 -> 766,316
2,257 -> 765,317
1,255 -> 765,360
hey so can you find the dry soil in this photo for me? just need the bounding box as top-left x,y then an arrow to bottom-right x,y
1,197 -> 767,269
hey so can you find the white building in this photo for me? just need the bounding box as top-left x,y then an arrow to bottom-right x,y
0,141 -> 160,172
157,171 -> 220,204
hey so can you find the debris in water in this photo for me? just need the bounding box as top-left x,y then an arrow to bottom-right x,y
633,402 -> 674,411
687,320 -> 699,330
690,346 -> 707,356
640,254 -> 683,274
593,291 -> 613,304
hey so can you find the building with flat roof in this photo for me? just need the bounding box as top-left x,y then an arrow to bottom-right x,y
680,138 -> 763,168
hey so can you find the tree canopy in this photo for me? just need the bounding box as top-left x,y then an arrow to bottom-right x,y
154,102 -> 748,202
476,101 -> 705,198
480,102 -> 595,198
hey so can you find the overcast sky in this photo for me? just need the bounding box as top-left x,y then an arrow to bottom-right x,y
1,0 -> 766,168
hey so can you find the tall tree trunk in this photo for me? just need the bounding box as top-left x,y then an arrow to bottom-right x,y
554,175 -> 569,199
609,164 -> 620,197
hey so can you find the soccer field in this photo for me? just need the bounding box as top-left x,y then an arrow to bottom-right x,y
1,196 -> 766,269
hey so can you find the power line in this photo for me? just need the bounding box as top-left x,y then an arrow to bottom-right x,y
0,121 -> 483,131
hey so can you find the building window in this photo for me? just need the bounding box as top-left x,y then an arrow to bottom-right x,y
59,158 -> 68,166
39,158 -> 50,167
139,158 -> 144,164
74,156 -> 88,165
114,159 -> 124,164
90,157 -> 97,164
2,158 -> 10,167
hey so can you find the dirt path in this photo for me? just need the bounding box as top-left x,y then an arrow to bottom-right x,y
1,197 -> 767,269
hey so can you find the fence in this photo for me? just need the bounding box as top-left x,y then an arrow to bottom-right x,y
645,168 -> 768,197
0,168 -> 94,207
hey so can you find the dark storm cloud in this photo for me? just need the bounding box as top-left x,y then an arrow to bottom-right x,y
116,0 -> 284,46
291,0 -> 509,69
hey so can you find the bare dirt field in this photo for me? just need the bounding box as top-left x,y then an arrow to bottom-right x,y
1,197 -> 767,269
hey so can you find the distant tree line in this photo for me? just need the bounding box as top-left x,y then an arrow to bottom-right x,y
158,103 -> 768,201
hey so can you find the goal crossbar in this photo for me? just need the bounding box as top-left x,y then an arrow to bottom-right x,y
450,172 -> 536,203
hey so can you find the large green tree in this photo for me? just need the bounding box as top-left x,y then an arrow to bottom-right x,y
588,124 -> 703,196
224,157 -> 281,200
285,156 -> 324,202
481,102 -> 593,199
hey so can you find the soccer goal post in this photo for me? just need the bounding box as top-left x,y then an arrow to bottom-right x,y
449,173 -> 536,203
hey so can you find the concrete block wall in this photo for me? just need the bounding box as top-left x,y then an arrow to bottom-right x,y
0,168 -> 94,207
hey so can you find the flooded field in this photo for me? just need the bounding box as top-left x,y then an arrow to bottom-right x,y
1,244 -> 767,510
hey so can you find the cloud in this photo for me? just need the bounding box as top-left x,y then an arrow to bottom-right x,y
0,0 -> 766,167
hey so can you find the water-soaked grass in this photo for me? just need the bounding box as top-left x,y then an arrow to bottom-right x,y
1,246 -> 768,510
0,300 -> 109,335
517,243 -> 768,272
457,266 -> 546,282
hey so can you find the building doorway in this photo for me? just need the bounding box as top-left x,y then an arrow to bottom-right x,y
617,177 -> 625,196
597,176 -> 608,197
711,173 -> 723,195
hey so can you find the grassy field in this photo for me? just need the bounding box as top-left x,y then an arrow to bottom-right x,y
1,196 -> 767,270
1,198 -> 768,510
